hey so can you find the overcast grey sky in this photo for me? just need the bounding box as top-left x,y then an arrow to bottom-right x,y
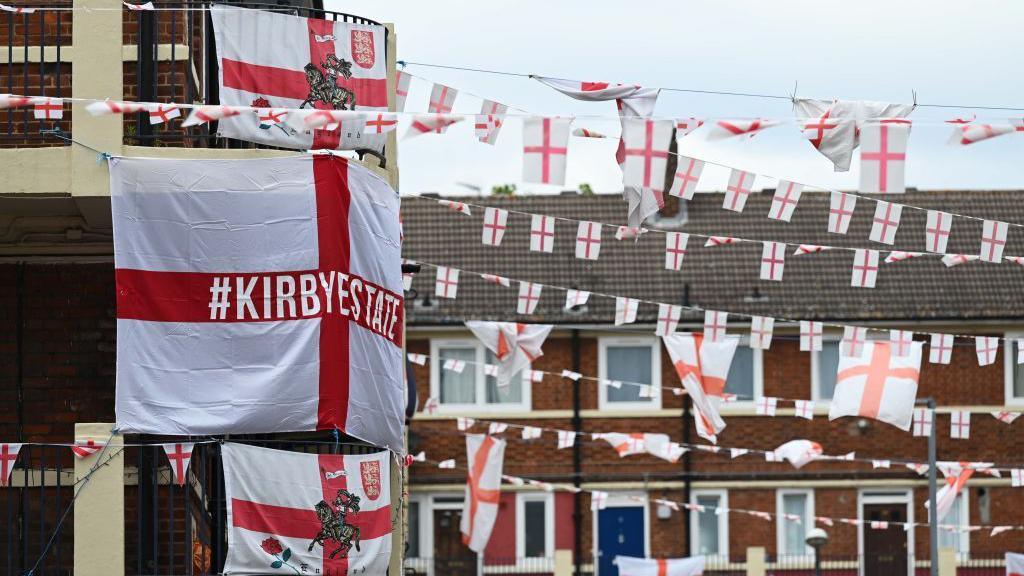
329,0 -> 1024,200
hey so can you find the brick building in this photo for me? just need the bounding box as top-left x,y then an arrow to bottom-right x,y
401,190 -> 1024,575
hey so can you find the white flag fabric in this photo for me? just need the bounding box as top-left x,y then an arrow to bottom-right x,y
760,242 -> 786,281
926,463 -> 974,524
1007,552 -> 1024,575
773,439 -> 823,469
925,210 -> 953,254
395,70 -> 411,112
859,122 -> 910,193
461,435 -> 506,553
222,443 -> 391,576
161,443 -> 194,487
656,304 -> 682,337
523,117 -> 571,185
622,118 -> 673,192
533,76 -> 646,101
0,444 -> 21,487
828,192 -> 857,234
723,169 -> 756,212
476,99 -> 508,145
769,181 -> 803,221
663,333 -> 739,444
665,232 -> 690,271
793,98 -> 914,171
615,555 -> 705,576
575,221 -> 603,260
615,297 -> 639,326
427,83 -> 458,114
669,156 -> 705,200
950,123 -> 1014,145
405,114 -> 462,139
517,282 -> 542,315
111,156 -> 405,451
481,207 -> 508,247
211,7 -> 387,152
565,289 -> 590,310
829,341 -> 922,431
530,215 -> 556,252
981,220 -> 1009,263
465,321 -> 553,388
869,201 -> 903,245
800,321 -> 823,352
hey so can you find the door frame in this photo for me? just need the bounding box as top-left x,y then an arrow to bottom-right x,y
591,491 -> 651,575
857,489 -> 914,576
421,492 -> 475,576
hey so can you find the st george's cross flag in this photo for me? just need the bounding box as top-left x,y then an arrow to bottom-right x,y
211,6 -> 388,152
1006,552 -> 1024,575
829,341 -> 922,431
0,444 -> 22,487
663,333 -> 739,444
111,156 -> 406,451
465,321 -> 554,388
774,439 -> 823,469
162,443 -> 194,486
615,555 -> 705,576
925,462 -> 974,524
222,443 -> 391,576
462,434 -> 506,553
793,99 -> 914,172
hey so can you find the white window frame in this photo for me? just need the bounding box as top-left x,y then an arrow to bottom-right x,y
429,338 -> 531,412
726,335 -> 764,408
690,489 -> 729,560
405,495 -> 428,563
810,334 -> 843,405
1003,333 -> 1024,406
776,489 -> 815,557
516,492 -> 555,560
937,491 -> 971,561
598,336 -> 662,410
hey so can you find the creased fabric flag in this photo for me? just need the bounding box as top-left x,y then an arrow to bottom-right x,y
181,105 -> 241,127
488,422 -> 508,435
146,103 -> 181,125
793,98 -> 913,171
950,411 -> 971,439
669,156 -> 705,200
444,359 -> 466,374
704,236 -> 739,247
483,364 -> 499,377
481,207 -> 508,247
870,201 -> 903,245
663,333 -> 739,444
889,330 -> 914,357
465,321 -> 553,388
829,341 -> 922,430
561,370 -> 582,381
522,426 -> 543,440
435,266 -> 460,299
675,117 -> 704,137
885,251 -> 923,264
975,336 -> 999,366
575,222 -> 603,260
111,156 -> 405,448
517,282 -> 542,315
617,90 -> 663,228
656,304 -> 682,337
0,444 -> 21,487
795,399 -> 815,420
85,100 -> 146,116
123,2 -> 156,11
800,321 -> 823,352
991,526 -> 1013,537
703,311 -> 728,342
407,353 -> 426,365
438,459 -> 456,469
422,397 -> 439,415
842,326 -> 868,357
591,490 -> 609,511
480,274 -> 510,287
992,411 -> 1020,424
529,215 -> 556,252
760,242 -> 786,281
622,118 -> 673,192
523,117 -> 571,186
950,123 -> 1014,145
363,112 -> 397,134
615,297 -> 639,326
532,77 -> 646,101
614,555 -> 706,576
572,127 -> 607,138
665,232 -> 690,271
926,463 -> 973,524
524,370 -> 544,383
860,122 -> 910,193
851,249 -> 880,288
1013,471 -> 1024,488
476,99 -> 507,145
395,69 -> 411,112
1008,256 -> 1024,267
565,289 -> 590,310
161,443 -> 194,486
440,200 -> 472,215
557,430 -> 576,449
404,114 -> 461,138
749,316 -> 774,350
773,439 -> 823,469
0,94 -> 33,109
598,432 -> 647,457
912,408 -> 933,437
0,4 -> 35,13
461,434 -> 506,553
769,181 -> 803,222
257,108 -> 289,129
32,97 -> 63,120
828,191 -> 857,234
794,244 -> 829,255
925,210 -> 953,254
756,396 -> 778,416
929,333 -> 953,364
221,443 -> 391,575
980,220 -> 1008,263
943,254 -> 979,267
730,448 -> 749,459
427,83 -> 457,114
873,460 -> 891,469
615,226 -> 645,241
287,109 -> 364,134
709,118 -> 778,139
723,169 -> 756,212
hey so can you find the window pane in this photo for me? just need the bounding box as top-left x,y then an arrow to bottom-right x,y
782,494 -> 807,555
440,347 -> 476,404
1014,342 -> 1024,398
407,502 -> 420,558
817,342 -> 841,400
485,350 -> 523,404
696,495 -> 721,555
606,345 -> 653,403
937,495 -> 963,552
523,500 -> 547,557
725,346 -> 754,399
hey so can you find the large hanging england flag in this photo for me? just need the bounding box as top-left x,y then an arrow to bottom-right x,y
111,155 -> 405,451
211,6 -> 388,152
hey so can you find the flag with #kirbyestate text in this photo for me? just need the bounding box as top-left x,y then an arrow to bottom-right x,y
211,6 -> 388,152
111,156 -> 406,451
222,443 -> 392,576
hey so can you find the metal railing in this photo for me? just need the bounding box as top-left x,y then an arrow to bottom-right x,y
405,556 -> 558,576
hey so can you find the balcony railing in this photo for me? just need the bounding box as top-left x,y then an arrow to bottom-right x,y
1,0 -> 383,149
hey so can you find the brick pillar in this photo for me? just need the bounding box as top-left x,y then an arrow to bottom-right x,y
73,423 -> 124,576
746,547 -> 766,576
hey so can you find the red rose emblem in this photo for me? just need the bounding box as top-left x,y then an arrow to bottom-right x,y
251,97 -> 271,109
260,537 -> 283,555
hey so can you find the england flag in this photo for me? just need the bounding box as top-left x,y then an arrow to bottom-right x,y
615,555 -> 705,576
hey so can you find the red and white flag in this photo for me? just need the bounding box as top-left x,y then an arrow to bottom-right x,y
842,326 -> 868,357
181,105 -> 242,127
799,109 -> 855,170
829,341 -> 922,430
439,200 -> 471,216
575,222 -> 603,260
851,249 -> 880,288
622,118 -> 673,192
703,310 -> 728,343
572,127 -> 607,138
517,282 -> 542,314
756,396 -> 778,416
794,244 -> 829,256
162,443 -> 194,487
211,7 -> 387,151
860,122 -> 909,193
0,443 -> 21,487
222,443 -> 391,575
460,434 -> 505,552
123,1 -> 155,10
943,253 -> 979,267
793,98 -> 913,172
800,321 -> 823,352
476,99 -> 508,145
950,123 -> 1013,145
523,117 -> 571,185
769,181 -> 803,222
723,169 -> 756,213
363,112 -> 397,134
912,408 -> 933,437
992,411 -> 1020,424
926,463 -> 973,524
404,114 -> 461,138
885,251 -> 923,264
663,333 -> 738,444
709,119 -> 778,139
656,304 -> 682,337
870,201 -> 903,245
85,100 -> 146,116
925,210 -> 952,254
565,289 -> 590,310
557,430 -> 576,449
665,232 -> 690,271
889,330 -> 914,357
0,94 -> 33,109
395,69 -> 411,112
598,433 -> 648,457
111,156 -> 405,450
146,103 -> 181,125
71,440 -> 105,459
669,157 -> 705,200
615,555 -> 705,576
481,207 -> 508,246
427,83 -> 457,114
975,336 -> 999,366
950,411 -> 971,439
981,220 -> 1008,263
465,321 -> 553,388
1006,552 -> 1024,575
32,97 -> 63,120
828,191 -> 857,234
435,266 -> 460,299
614,297 -> 639,326
533,77 -> 646,101
760,242 -> 786,282
773,439 -> 823,469
529,215 -> 555,252
794,400 -> 815,420
675,118 -> 704,137
749,316 -> 774,350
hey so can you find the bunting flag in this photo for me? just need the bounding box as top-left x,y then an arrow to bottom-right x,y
885,251 -> 923,264
0,94 -> 33,109
889,330 -> 914,357
529,215 -> 556,252
220,443 -> 392,575
161,443 -> 194,487
760,242 -> 786,281
523,117 -> 571,185
180,105 -> 242,127
622,118 -> 673,191
794,399 -> 815,420
756,396 -> 778,416
532,77 -> 645,101
572,127 -> 607,138
829,341 -> 922,431
869,201 -> 903,245
427,83 -> 458,114
444,360 -> 467,374
441,200 -> 472,215
476,99 -> 507,145
664,232 -> 690,271
405,114 -> 461,138
793,98 -> 913,172
951,123 -> 1014,145
851,249 -> 880,288
565,289 -> 590,310
704,236 -> 739,247
794,244 -> 829,255
749,316 -> 774,350
655,304 -> 682,337
675,118 -> 704,137
488,422 -> 508,435
465,321 -> 553,388
926,463 -> 974,524
146,103 -> 181,125
575,222 -> 603,260
438,459 -> 456,469
479,273 -> 510,288
32,97 -> 63,120
943,254 -> 979,267
800,321 -> 823,352
976,336 -> 999,366
615,226 -> 645,241
663,333 -> 739,444
522,426 -> 543,440
992,411 -> 1020,424
950,411 -> 971,439
557,430 -> 576,449
723,169 -> 756,212
709,119 -> 778,139
257,108 -> 289,129
980,220 -> 1008,263
912,408 -> 933,437
481,207 -> 509,246
395,70 -> 411,112
859,122 -> 910,193
768,181 -> 803,222
773,440 -> 823,469
85,100 -> 146,116
614,297 -> 639,326
841,326 -> 868,357
407,353 -> 427,365
0,444 -> 22,487
925,210 -> 953,253
828,191 -> 857,234
517,282 -> 542,314
72,440 -> 105,460
435,266 -> 460,299
703,311 -> 728,342
614,555 -> 705,576
591,490 -> 609,511
669,156 -> 705,200
364,112 -> 397,135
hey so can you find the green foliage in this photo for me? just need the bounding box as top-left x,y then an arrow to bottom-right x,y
579,183 -> 593,196
491,183 -> 516,197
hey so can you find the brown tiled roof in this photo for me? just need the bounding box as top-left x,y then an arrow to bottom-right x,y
400,189 -> 1024,326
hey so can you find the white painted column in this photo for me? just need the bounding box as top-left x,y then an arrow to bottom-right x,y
73,422 -> 124,576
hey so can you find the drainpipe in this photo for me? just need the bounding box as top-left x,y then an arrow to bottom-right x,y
571,328 -> 582,576
16,262 -> 24,442
682,397 -> 691,557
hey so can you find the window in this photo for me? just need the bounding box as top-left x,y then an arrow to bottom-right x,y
812,340 -> 842,401
516,493 -> 554,559
725,339 -> 763,404
599,337 -> 661,409
937,492 -> 970,558
430,339 -> 530,411
690,490 -> 728,558
776,490 -> 814,556
1005,337 -> 1024,405
407,500 -> 421,558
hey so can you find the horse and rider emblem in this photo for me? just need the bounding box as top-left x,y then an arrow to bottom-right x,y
309,488 -> 362,560
301,53 -> 357,111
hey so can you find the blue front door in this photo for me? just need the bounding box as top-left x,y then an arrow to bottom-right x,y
597,506 -> 645,576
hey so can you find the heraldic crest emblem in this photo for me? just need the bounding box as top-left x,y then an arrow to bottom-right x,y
301,53 -> 357,111
309,489 -> 362,559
